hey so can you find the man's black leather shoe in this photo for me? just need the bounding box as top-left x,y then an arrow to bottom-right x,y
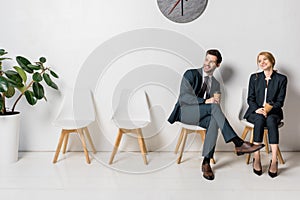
202,163 -> 214,180
235,141 -> 265,156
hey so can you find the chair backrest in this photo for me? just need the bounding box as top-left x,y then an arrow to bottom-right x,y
112,89 -> 150,124
238,88 -> 248,121
54,88 -> 95,122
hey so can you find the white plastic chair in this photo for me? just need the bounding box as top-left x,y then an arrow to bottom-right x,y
238,88 -> 284,164
174,122 -> 216,164
109,89 -> 150,165
52,88 -> 96,164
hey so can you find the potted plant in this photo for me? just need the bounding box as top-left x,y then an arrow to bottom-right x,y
0,48 -> 59,163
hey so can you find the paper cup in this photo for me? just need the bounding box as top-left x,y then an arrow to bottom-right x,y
213,91 -> 221,103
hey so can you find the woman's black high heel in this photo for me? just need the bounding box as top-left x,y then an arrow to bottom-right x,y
253,158 -> 262,176
268,160 -> 278,178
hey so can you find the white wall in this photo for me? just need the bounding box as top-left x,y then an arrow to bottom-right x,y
1,0 -> 299,152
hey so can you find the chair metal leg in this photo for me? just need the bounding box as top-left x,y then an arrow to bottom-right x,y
84,127 -> 97,154
78,128 -> 91,164
174,128 -> 184,154
53,129 -> 67,163
177,129 -> 188,164
109,129 -> 123,165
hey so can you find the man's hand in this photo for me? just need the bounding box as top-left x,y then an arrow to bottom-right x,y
205,97 -> 219,104
255,108 -> 267,117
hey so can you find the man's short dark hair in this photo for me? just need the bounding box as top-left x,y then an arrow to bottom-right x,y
206,49 -> 222,64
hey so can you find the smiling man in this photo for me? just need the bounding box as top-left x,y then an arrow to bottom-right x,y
168,49 -> 264,180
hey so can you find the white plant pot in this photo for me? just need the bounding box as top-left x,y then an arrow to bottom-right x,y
0,112 -> 20,164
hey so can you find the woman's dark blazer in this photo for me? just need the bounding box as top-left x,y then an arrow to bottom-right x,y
244,71 -> 288,120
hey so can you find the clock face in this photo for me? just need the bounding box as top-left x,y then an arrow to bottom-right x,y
157,0 -> 208,23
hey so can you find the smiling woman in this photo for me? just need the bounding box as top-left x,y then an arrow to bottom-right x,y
157,0 -> 208,23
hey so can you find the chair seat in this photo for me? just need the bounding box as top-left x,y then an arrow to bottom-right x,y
240,119 -> 284,129
53,119 -> 93,130
240,119 -> 255,128
175,122 -> 206,131
113,120 -> 150,129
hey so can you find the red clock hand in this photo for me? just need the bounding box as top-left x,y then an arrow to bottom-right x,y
168,0 -> 182,15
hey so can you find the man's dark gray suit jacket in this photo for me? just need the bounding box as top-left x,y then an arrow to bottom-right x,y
168,67 -> 220,125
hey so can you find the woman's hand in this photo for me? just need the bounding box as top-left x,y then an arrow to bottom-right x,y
255,108 -> 267,117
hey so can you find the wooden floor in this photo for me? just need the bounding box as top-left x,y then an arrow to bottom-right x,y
0,151 -> 299,200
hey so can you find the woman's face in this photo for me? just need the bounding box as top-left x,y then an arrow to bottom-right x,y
258,55 -> 273,71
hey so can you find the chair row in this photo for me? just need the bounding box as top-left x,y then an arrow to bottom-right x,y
52,88 -> 284,165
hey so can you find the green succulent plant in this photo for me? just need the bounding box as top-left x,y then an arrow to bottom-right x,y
0,48 -> 59,115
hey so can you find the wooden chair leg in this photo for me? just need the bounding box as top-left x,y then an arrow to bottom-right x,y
198,130 -> 205,142
177,129 -> 188,164
241,127 -> 250,140
84,127 -> 97,154
174,128 -> 184,154
241,126 -> 252,164
277,146 -> 285,164
78,128 -> 91,164
62,132 -> 69,154
137,128 -> 148,165
263,130 -> 270,154
242,126 -> 285,165
246,128 -> 254,164
210,158 -> 216,164
137,128 -> 148,154
53,129 -> 67,163
109,129 -> 123,165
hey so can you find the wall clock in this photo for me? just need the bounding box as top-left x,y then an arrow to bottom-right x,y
157,0 -> 208,23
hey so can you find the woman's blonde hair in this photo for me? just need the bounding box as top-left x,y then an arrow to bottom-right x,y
257,51 -> 276,68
